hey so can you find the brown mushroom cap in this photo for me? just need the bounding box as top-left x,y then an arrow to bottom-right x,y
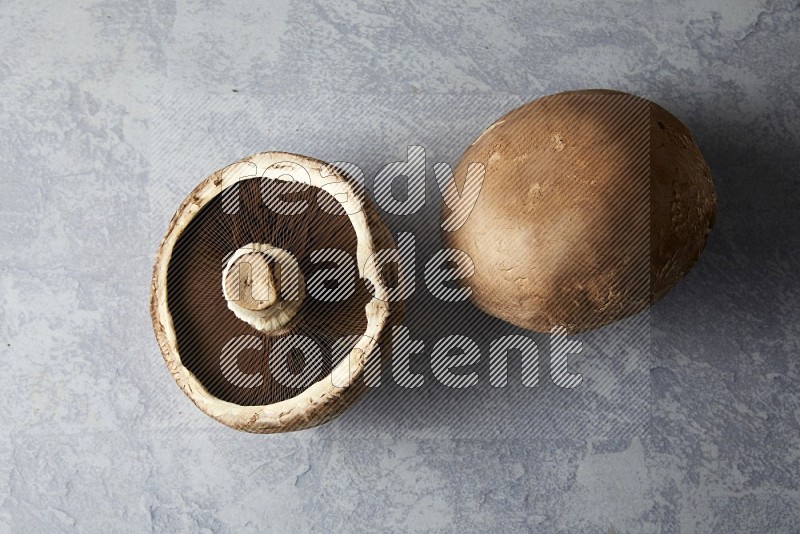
150,152 -> 396,433
444,89 -> 716,333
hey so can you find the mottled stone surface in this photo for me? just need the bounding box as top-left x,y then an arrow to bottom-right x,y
1,1 -> 799,532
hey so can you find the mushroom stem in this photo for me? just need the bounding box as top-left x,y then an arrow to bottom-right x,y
223,251 -> 278,311
221,243 -> 305,333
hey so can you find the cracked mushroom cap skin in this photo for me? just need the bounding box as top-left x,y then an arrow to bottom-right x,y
444,89 -> 716,333
150,152 -> 397,433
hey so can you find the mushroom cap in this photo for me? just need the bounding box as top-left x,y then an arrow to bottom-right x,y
444,89 -> 716,333
150,152 -> 396,433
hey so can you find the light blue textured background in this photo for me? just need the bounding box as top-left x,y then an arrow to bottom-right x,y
1,1 -> 799,532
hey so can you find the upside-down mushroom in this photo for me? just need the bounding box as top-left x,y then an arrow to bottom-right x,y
150,152 -> 396,433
